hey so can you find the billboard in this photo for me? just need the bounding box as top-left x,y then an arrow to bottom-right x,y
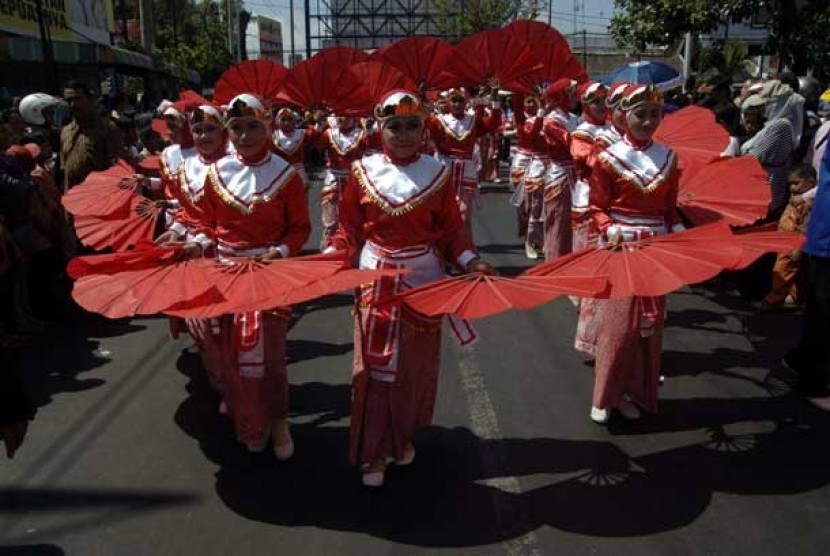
0,0 -> 114,44
0,0 -> 74,40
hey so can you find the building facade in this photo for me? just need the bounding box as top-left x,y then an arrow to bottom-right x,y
247,15 -> 284,63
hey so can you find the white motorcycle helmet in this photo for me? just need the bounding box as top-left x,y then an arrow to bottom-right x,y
19,93 -> 64,126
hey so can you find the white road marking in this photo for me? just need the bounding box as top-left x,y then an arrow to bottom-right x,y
456,345 -> 542,556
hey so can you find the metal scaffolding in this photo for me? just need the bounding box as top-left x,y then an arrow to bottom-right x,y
303,0 -> 454,57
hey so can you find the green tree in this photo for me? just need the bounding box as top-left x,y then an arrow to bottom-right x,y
610,0 -> 830,80
433,0 -> 543,42
696,41 -> 758,81
147,0 -> 249,86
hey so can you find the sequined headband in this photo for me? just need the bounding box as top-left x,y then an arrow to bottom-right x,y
225,98 -> 271,122
374,92 -> 426,120
620,85 -> 663,111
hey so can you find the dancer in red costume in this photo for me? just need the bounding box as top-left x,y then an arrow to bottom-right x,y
477,104 -> 502,182
271,107 -> 321,188
588,85 -> 684,424
570,82 -> 609,252
575,82 -> 631,357
198,93 -> 311,457
328,90 -> 495,487
316,115 -> 368,249
595,82 -> 630,151
541,79 -> 579,260
426,88 -> 501,242
154,103 -> 231,397
143,101 -> 197,210
510,94 -> 547,259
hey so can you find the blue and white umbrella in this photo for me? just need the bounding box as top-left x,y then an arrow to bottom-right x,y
601,61 -> 684,91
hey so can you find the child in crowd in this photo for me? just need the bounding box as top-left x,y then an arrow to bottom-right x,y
765,163 -> 817,306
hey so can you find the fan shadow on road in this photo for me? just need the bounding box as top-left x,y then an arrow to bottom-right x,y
170,345 -> 830,546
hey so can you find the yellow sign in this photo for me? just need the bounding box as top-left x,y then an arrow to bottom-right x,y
0,0 -> 73,41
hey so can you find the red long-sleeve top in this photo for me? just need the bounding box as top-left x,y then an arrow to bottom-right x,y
426,106 -> 502,158
570,122 -> 607,181
315,126 -> 368,172
543,109 -> 572,161
272,127 -> 319,166
589,139 -> 682,236
168,151 -> 227,244
329,153 -> 476,267
200,152 -> 311,256
511,96 -> 546,154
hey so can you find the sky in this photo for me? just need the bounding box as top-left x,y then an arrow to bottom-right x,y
246,0 -> 617,62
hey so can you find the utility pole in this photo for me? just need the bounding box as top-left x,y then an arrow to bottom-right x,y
304,0 -> 311,59
682,32 -> 694,79
227,0 -> 234,58
34,0 -> 57,93
547,0 -> 552,26
582,29 -> 587,70
120,0 -> 128,43
170,0 -> 179,48
290,0 -> 296,65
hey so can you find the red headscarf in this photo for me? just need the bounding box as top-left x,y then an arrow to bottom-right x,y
619,84 -> 663,149
577,82 -> 608,125
543,79 -> 577,111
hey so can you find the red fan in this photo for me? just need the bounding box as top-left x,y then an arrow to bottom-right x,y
61,160 -> 139,218
275,47 -> 372,115
177,89 -> 211,106
73,197 -> 161,252
278,267 -> 405,306
504,19 -> 566,45
503,20 -> 588,94
380,273 -> 607,319
525,223 -> 744,298
166,255 -> 350,318
67,241 -> 180,279
435,29 -> 545,92
72,258 -> 219,319
728,226 -> 806,270
678,156 -> 771,226
214,59 -> 289,105
349,62 -> 417,104
137,155 -> 161,176
655,106 -> 730,172
151,118 -> 169,139
370,36 -> 455,94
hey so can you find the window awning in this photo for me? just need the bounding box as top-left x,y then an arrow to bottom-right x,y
111,47 -> 154,69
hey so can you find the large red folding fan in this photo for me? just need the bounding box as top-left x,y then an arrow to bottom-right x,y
61,160 -> 140,219
434,29 -> 545,92
275,47 -> 373,115
213,59 -> 288,105
71,257 -> 219,319
728,226 -> 806,270
525,223 -> 745,298
370,36 -> 455,95
67,241 -> 180,280
655,106 -> 731,173
502,20 -> 588,94
349,62 -> 417,105
381,273 -> 608,319
678,156 -> 771,226
73,197 -> 160,252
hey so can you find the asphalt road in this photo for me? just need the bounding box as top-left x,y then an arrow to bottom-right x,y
2,181 -> 829,556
